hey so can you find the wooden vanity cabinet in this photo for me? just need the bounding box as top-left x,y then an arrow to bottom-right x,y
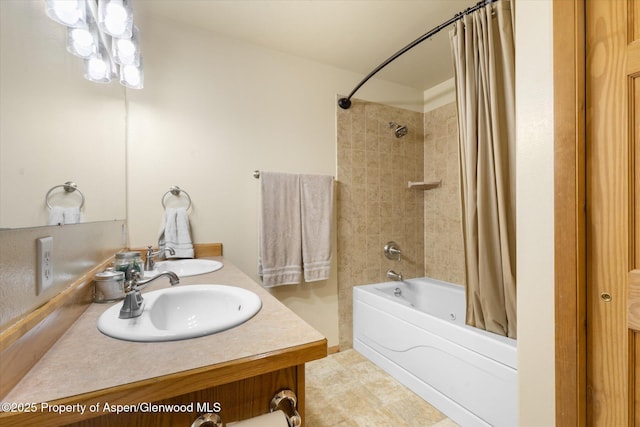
65,365 -> 306,427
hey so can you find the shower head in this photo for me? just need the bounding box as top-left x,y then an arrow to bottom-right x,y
389,122 -> 408,138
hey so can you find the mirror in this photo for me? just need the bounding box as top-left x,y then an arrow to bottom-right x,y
0,1 -> 126,229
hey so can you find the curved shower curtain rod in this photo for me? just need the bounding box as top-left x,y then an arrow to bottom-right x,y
337,0 -> 497,110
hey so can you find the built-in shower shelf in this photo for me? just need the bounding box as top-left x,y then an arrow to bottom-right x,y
408,180 -> 441,191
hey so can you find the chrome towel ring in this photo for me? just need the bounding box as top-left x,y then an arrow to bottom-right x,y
161,185 -> 192,210
45,181 -> 85,209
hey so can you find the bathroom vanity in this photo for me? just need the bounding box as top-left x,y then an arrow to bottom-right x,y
0,245 -> 326,426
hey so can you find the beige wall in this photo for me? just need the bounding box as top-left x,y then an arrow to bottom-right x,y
515,0 -> 556,424
125,13 -> 425,348
336,99 -> 425,349
423,102 -> 465,286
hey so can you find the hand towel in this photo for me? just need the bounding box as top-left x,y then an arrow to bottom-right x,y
48,206 -> 83,225
257,172 -> 303,287
158,207 -> 194,259
300,174 -> 333,282
64,206 -> 83,224
48,206 -> 64,225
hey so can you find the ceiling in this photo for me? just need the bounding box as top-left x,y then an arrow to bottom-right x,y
134,0 -> 479,92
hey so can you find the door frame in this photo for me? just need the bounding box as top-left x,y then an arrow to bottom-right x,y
554,0 -> 587,425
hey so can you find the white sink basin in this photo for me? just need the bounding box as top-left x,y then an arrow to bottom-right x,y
97,285 -> 262,342
146,259 -> 223,278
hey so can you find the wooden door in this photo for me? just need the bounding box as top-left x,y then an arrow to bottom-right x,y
627,0 -> 640,422
586,0 -> 639,425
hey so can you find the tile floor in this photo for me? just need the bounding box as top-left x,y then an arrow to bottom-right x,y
305,349 -> 459,427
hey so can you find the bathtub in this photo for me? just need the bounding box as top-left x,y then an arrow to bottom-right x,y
353,277 -> 517,427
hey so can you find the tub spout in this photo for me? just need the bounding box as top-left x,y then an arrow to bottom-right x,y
387,270 -> 403,281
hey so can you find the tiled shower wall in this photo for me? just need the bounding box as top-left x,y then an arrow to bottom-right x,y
424,102 -> 465,286
336,100 -> 425,349
336,99 -> 465,349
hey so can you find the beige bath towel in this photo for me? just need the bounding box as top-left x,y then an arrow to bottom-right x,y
300,174 -> 333,282
258,172 -> 303,286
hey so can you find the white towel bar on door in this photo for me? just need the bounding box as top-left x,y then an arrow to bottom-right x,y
45,181 -> 85,209
161,185 -> 192,210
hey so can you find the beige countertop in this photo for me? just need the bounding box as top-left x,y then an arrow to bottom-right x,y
3,256 -> 326,405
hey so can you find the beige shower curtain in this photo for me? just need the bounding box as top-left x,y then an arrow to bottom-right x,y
450,0 -> 516,338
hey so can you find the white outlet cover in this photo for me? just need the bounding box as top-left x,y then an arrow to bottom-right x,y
37,236 -> 54,295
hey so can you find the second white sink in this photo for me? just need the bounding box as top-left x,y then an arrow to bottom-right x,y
152,259 -> 223,277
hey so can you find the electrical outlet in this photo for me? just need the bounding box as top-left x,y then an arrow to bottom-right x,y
37,236 -> 54,295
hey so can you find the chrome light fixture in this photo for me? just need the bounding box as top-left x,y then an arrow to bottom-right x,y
45,0 -> 143,89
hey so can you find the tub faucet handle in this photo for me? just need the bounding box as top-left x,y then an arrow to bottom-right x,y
384,241 -> 402,261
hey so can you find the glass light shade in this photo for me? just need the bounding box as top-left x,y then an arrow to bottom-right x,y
66,15 -> 100,59
46,0 -> 87,27
85,56 -> 111,83
84,41 -> 112,84
67,27 -> 95,57
119,59 -> 143,89
112,26 -> 140,66
98,0 -> 133,39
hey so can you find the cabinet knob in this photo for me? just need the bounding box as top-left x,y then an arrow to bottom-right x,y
600,292 -> 612,302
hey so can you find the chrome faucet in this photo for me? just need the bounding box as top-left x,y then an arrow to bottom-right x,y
119,270 -> 180,319
144,245 -> 176,271
387,269 -> 403,281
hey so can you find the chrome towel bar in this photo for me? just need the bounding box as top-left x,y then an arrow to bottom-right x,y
161,185 -> 192,210
45,181 -> 85,209
253,170 -> 334,180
